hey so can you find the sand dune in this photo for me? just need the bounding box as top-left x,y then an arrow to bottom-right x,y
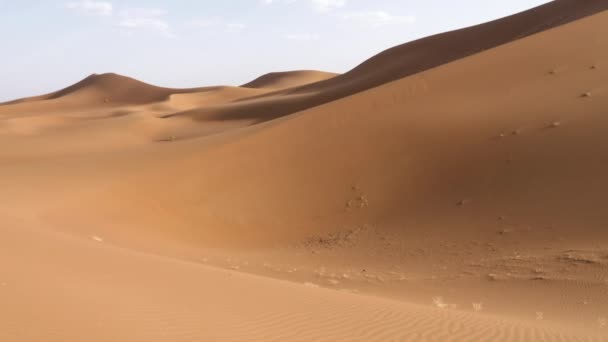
170,0 -> 608,123
241,70 -> 338,89
2,0 -> 608,340
3,73 -> 207,105
287,0 -> 608,96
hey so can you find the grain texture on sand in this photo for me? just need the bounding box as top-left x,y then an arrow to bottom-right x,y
2,0 -> 608,341
0,223 -> 603,342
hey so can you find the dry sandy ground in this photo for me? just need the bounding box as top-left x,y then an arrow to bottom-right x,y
2,0 -> 608,340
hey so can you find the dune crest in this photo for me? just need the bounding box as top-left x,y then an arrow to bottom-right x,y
2,1 -> 608,341
241,70 -> 338,89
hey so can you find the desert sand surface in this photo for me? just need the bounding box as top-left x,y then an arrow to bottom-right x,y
2,0 -> 608,340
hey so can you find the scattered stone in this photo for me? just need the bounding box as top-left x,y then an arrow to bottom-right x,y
549,121 -> 561,128
559,251 -> 602,264
92,236 -> 104,243
581,92 -> 592,98
347,195 -> 369,209
432,296 -> 449,309
457,199 -> 470,206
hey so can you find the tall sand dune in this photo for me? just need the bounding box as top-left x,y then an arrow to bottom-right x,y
171,0 -> 608,123
1,0 -> 608,340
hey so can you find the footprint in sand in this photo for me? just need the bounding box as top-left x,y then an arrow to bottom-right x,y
327,279 -> 340,286
433,296 -> 449,309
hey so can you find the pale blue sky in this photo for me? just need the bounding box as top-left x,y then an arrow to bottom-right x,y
0,0 -> 551,101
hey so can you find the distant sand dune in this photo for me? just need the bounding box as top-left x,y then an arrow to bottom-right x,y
1,0 -> 608,340
241,70 -> 338,89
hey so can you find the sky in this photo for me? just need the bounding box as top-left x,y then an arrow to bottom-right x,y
0,0 -> 551,101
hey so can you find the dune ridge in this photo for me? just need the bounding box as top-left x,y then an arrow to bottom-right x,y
241,70 -> 338,89
167,0 -> 608,123
2,0 -> 608,340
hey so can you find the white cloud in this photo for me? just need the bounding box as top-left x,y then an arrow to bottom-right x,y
260,0 -> 296,5
226,23 -> 247,33
66,0 -> 113,16
188,18 -> 247,33
262,0 -> 345,12
311,0 -> 346,12
118,8 -> 174,37
284,33 -> 320,41
342,10 -> 416,27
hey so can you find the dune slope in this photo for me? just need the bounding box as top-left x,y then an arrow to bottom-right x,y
1,1 -> 608,340
2,220 -> 602,342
